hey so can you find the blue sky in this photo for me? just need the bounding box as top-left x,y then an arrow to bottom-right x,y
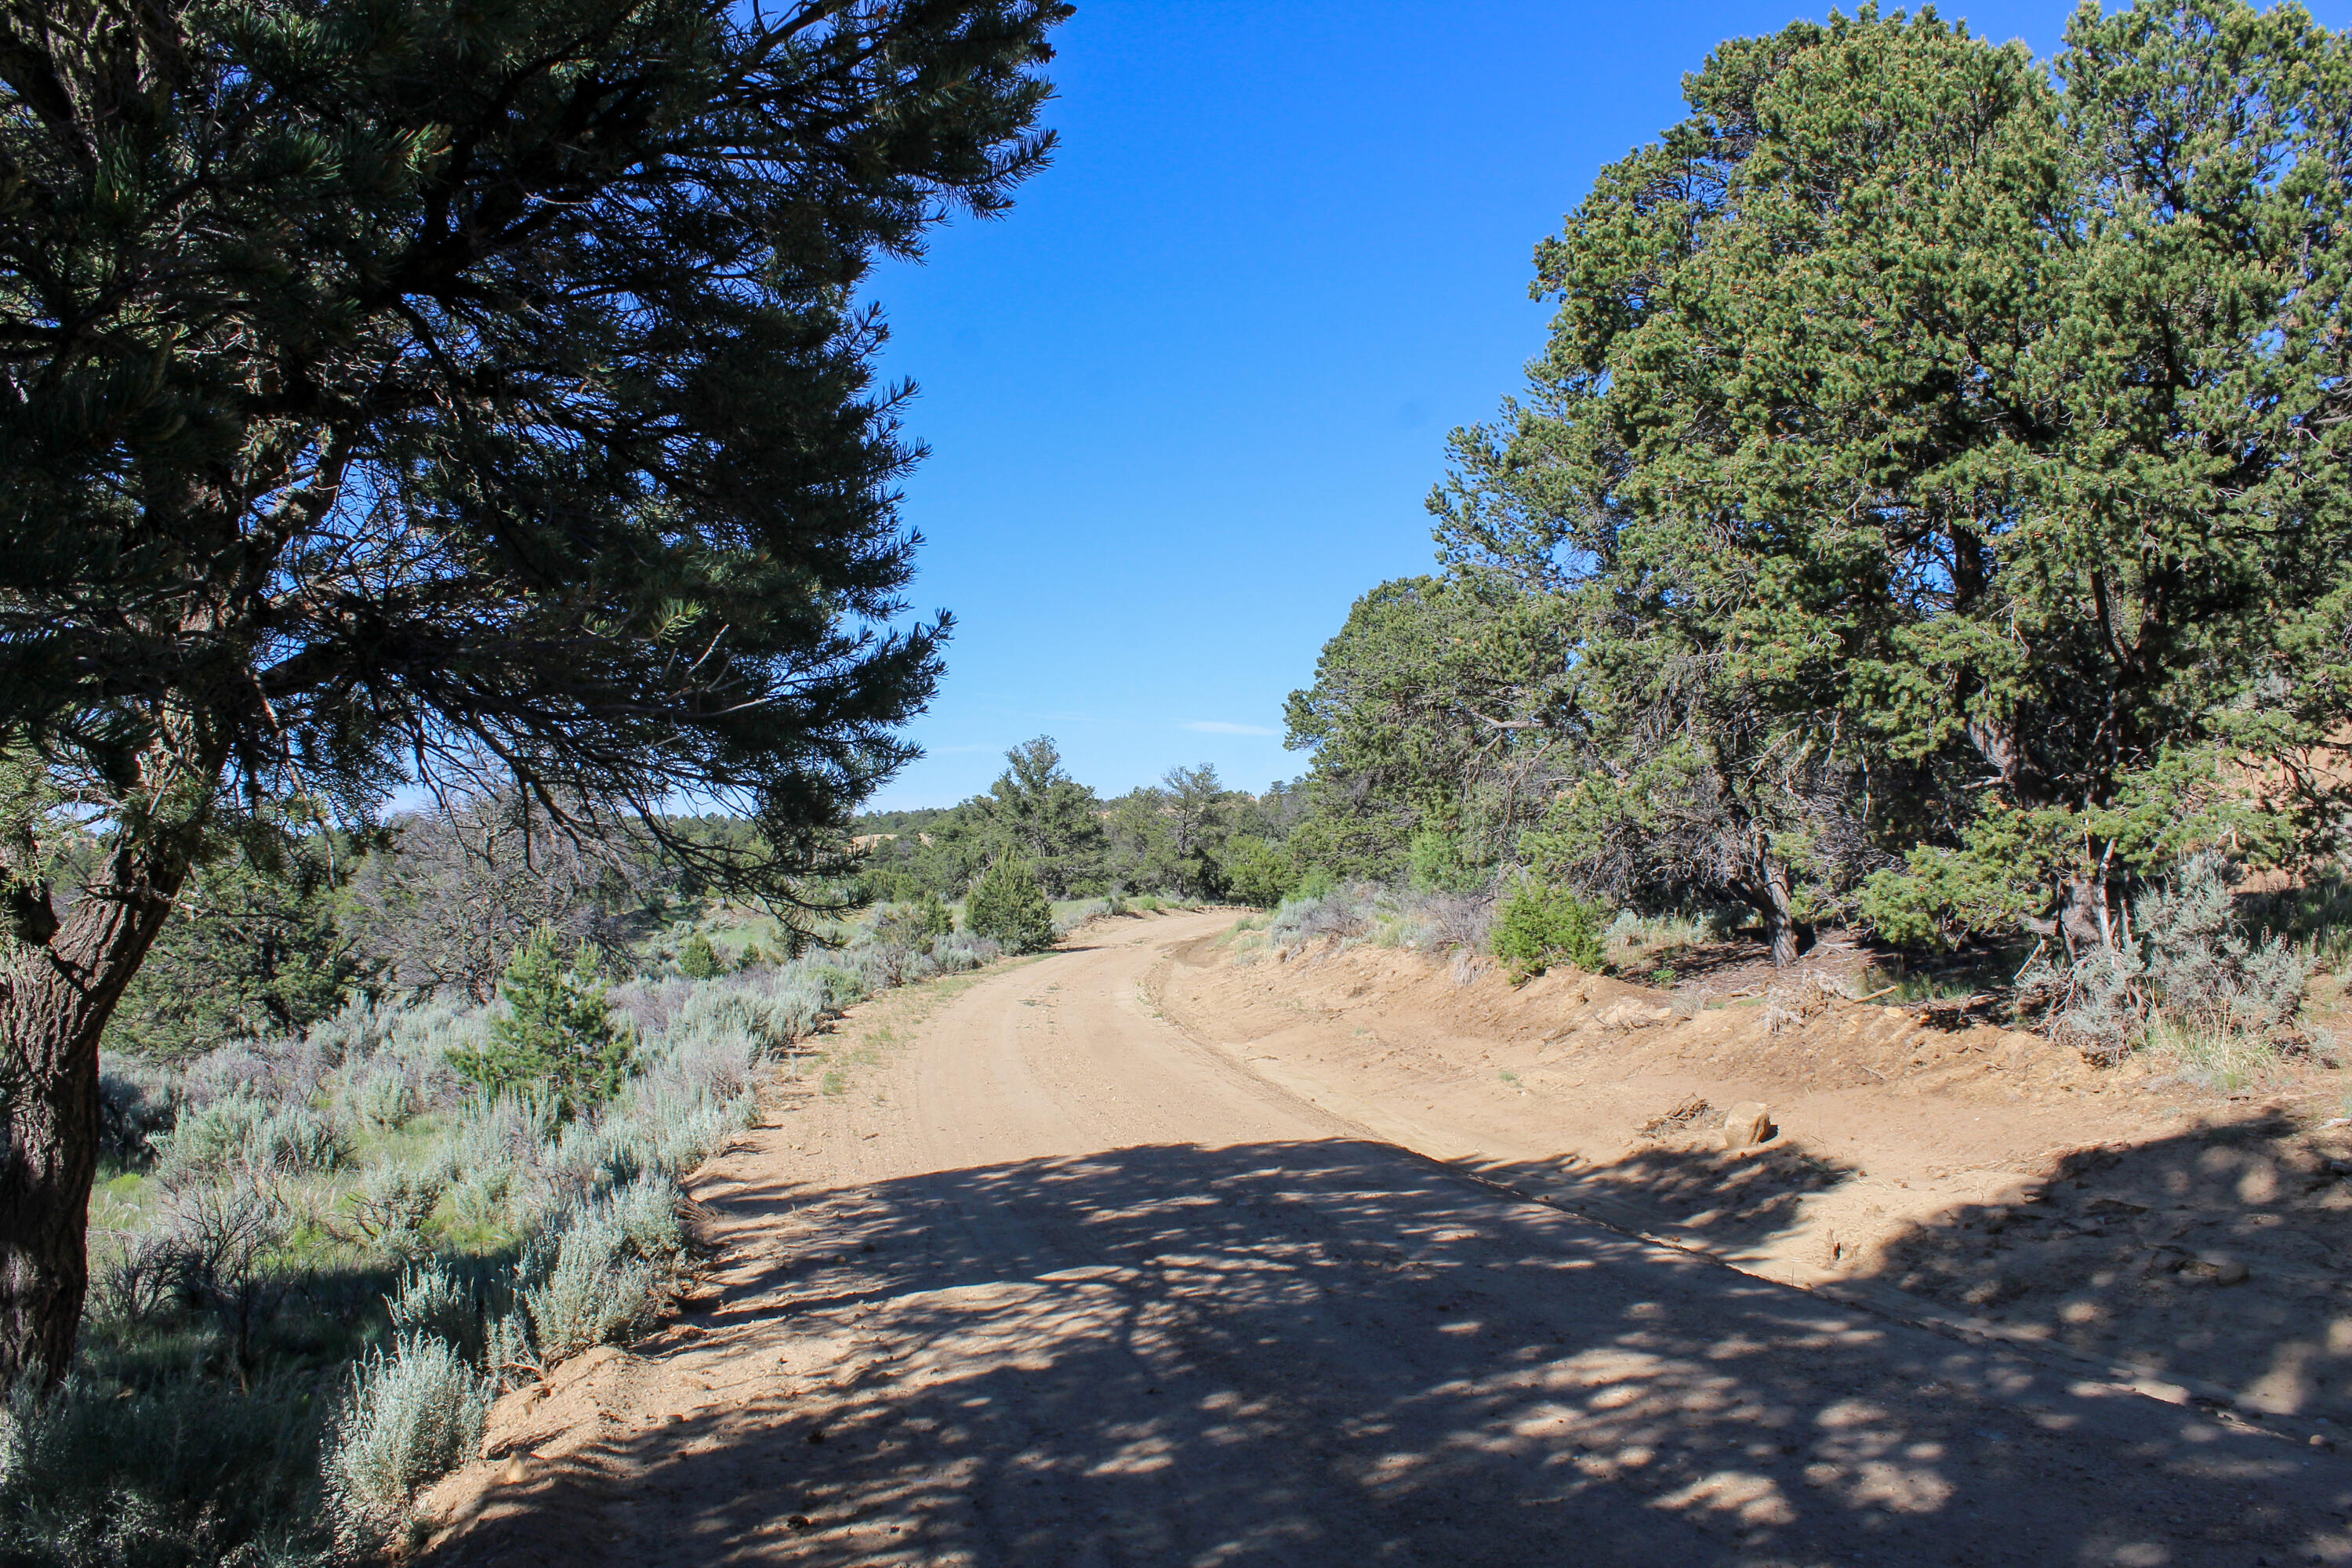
856,0 -> 2350,811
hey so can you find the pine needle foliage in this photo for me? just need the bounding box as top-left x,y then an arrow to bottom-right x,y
1428,1 -> 2352,960
449,928 -> 634,1118
1490,884 -> 1608,978
0,0 -> 1071,1383
677,932 -> 722,982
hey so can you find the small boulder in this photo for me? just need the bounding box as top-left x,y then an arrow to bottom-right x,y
499,1454 -> 532,1486
2196,1251 -> 2250,1286
1722,1102 -> 1776,1150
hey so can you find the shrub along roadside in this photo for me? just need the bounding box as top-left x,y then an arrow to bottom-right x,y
964,858 -> 1057,954
15,922 -> 1006,1565
1243,862 -> 2333,1087
1490,883 -> 1608,978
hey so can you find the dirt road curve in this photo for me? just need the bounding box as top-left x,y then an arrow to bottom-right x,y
430,912 -> 2352,1568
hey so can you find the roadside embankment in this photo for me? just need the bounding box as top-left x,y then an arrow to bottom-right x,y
1154,927 -> 2352,1423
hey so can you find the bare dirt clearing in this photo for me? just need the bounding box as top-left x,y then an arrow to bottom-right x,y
423,910 -> 2352,1567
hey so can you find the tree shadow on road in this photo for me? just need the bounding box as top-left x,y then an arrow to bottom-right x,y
1468,1137 -> 1863,1262
430,1139 -> 2348,1568
1470,1109 -> 2352,1428
1856,1110 -> 2352,1418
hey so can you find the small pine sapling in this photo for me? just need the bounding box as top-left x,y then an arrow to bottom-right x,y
916,889 -> 956,940
677,931 -> 722,980
450,927 -> 637,1118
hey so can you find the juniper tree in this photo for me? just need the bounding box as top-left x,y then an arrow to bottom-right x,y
1436,1 -> 2352,962
965,737 -> 1105,896
1219,836 -> 1294,908
108,832 -> 365,1060
1283,575 -> 1580,884
963,855 -> 1052,953
0,0 -> 1069,1384
1515,591 -> 1885,966
1159,764 -> 1229,898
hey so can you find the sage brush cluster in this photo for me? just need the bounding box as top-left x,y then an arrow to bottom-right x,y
1249,884 -> 1496,960
2021,855 -> 2311,1064
32,924 -> 1008,1564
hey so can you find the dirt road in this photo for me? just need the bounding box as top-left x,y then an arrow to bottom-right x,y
429,912 -> 2352,1567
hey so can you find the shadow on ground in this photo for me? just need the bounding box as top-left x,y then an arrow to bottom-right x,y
1472,1138 -> 1863,1261
431,1138 -> 2348,1568
1859,1110 -> 2352,1416
1471,1105 -> 2352,1424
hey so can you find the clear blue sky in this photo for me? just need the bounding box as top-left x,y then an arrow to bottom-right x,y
857,0 -> 2351,811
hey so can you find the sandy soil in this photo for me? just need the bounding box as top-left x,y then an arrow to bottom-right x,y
1162,929 -> 2352,1425
420,910 -> 2352,1568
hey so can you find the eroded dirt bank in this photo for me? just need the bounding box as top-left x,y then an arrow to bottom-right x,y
418,910 -> 2352,1568
1155,929 -> 2352,1422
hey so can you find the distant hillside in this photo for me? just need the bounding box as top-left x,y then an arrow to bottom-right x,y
851,806 -> 958,836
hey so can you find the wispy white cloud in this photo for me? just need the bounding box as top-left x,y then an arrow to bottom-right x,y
1183,720 -> 1279,737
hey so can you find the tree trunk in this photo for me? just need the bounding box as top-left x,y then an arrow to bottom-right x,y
2052,871 -> 2117,959
1761,855 -> 1813,968
0,848 -> 186,1388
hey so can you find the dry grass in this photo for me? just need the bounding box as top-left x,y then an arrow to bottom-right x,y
2140,1014 -> 2298,1096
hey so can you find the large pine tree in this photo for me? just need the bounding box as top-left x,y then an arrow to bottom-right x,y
0,0 -> 1069,1384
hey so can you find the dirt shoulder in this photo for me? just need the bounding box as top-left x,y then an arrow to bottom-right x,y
1153,926 -> 2352,1422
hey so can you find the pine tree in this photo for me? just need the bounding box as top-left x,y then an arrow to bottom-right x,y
450,928 -> 636,1119
0,0 -> 1069,1384
964,859 -> 1056,954
967,739 -> 1108,896
916,890 -> 956,941
677,932 -> 722,981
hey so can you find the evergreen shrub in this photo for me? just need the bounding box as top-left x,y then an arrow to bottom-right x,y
1490,883 -> 1609,977
1223,837 -> 1295,908
385,1258 -> 481,1357
449,927 -> 636,1118
964,858 -> 1055,953
677,931 -> 722,980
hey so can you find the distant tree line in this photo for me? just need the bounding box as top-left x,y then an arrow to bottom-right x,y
98,738 -> 1312,1069
848,737 -> 1311,908
95,796 -> 736,1063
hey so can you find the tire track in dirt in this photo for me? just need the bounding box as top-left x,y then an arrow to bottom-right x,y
422,911 -> 2352,1568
